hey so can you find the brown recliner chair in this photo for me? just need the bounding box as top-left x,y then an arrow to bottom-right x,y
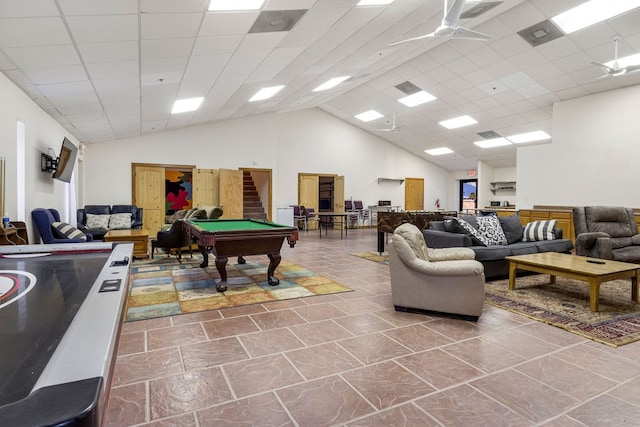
151,220 -> 192,262
573,206 -> 640,263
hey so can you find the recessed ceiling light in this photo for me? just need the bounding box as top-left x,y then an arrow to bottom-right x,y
355,110 -> 383,122
209,0 -> 265,11
551,0 -> 640,34
398,90 -> 437,107
507,130 -> 551,143
357,0 -> 395,6
425,147 -> 454,156
172,97 -> 204,114
249,85 -> 284,102
474,138 -> 512,148
313,76 -> 351,92
439,115 -> 478,129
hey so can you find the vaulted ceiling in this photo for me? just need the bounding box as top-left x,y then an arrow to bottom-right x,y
1,0 -> 640,171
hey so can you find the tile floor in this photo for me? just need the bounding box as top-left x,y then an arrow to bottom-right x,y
106,227 -> 640,426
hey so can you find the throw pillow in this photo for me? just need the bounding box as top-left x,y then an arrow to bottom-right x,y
498,214 -> 524,244
452,217 -> 489,246
187,209 -> 207,220
477,215 -> 508,246
86,213 -> 110,229
108,212 -> 132,230
51,222 -> 87,241
523,219 -> 557,241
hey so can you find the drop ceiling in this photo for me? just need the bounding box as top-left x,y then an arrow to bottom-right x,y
1,0 -> 640,172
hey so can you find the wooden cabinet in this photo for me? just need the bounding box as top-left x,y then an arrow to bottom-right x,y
518,209 -> 574,242
0,221 -> 28,245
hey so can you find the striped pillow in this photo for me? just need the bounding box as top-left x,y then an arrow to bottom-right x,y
523,219 -> 556,242
52,222 -> 87,241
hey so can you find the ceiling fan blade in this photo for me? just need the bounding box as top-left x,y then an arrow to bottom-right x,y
442,0 -> 465,27
450,26 -> 491,40
623,64 -> 640,73
589,60 -> 613,73
387,32 -> 435,47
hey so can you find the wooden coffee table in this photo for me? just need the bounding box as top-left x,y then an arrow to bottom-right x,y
104,229 -> 149,259
506,252 -> 639,312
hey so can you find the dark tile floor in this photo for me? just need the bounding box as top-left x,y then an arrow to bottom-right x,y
106,227 -> 640,426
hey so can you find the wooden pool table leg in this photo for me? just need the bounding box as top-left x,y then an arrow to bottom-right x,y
215,255 -> 229,292
198,245 -> 210,268
267,253 -> 281,286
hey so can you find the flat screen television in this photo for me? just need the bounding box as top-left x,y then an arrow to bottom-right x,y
52,137 -> 78,183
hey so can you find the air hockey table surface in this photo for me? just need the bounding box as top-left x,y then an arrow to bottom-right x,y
0,242 -> 133,426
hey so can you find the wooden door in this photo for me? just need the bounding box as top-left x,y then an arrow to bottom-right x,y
298,174 -> 319,230
132,165 -> 165,237
192,168 -> 219,207
219,169 -> 243,218
404,177 -> 424,211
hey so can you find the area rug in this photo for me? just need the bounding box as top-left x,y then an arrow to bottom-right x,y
485,275 -> 640,347
351,252 -> 388,265
125,256 -> 352,322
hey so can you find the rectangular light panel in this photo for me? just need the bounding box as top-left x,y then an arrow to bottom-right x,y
313,76 -> 350,92
551,0 -> 640,34
474,138 -> 512,148
249,85 -> 284,102
355,110 -> 383,122
172,97 -> 204,114
508,130 -> 551,143
425,147 -> 454,156
398,90 -> 437,107
439,115 -> 478,129
209,0 -> 265,11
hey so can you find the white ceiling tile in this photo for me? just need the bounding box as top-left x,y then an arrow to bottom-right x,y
294,7 -> 349,31
22,64 -> 87,85
4,69 -> 32,86
539,74 -> 577,92
0,17 -> 70,48
465,46 -> 503,68
58,0 -> 137,15
479,80 -> 510,96
192,35 -> 243,55
141,56 -> 189,74
200,12 -> 259,36
264,0 -> 316,11
553,51 -> 593,73
66,15 -> 139,43
237,32 -> 287,52
142,38 -> 196,59
500,71 -> 536,89
247,46 -> 305,83
140,0 -> 207,13
86,60 -> 138,80
92,75 -> 139,91
141,71 -> 183,86
142,13 -> 202,39
77,41 -> 139,63
37,80 -> 94,97
4,44 -> 79,68
514,82 -> 550,99
0,0 -> 59,17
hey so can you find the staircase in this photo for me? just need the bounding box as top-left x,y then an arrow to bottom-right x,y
243,171 -> 267,220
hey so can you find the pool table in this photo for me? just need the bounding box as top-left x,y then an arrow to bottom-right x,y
184,219 -> 298,292
0,242 -> 133,426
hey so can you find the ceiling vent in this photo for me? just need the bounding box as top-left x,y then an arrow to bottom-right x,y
460,1 -> 502,19
394,81 -> 422,95
477,130 -> 502,139
249,10 -> 307,33
517,19 -> 564,47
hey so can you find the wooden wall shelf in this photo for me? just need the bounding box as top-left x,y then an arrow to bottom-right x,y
377,178 -> 404,184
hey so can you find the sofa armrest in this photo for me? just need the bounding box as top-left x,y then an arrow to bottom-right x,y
422,229 -> 472,248
575,232 -> 613,259
76,209 -> 86,227
132,207 -> 143,229
554,228 -> 563,239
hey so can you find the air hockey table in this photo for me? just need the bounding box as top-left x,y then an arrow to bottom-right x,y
0,242 -> 133,426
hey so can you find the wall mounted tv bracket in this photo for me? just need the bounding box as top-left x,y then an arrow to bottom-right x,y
41,152 -> 59,173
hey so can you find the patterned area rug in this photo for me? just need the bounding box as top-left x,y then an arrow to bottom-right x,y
351,252 -> 389,265
485,275 -> 640,347
125,256 -> 352,322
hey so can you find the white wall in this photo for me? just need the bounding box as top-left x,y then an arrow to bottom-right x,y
0,72 -> 82,242
84,108 -> 453,217
517,84 -> 640,209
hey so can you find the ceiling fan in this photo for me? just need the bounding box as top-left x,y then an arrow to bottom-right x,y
374,113 -> 404,132
388,0 -> 491,47
590,37 -> 640,77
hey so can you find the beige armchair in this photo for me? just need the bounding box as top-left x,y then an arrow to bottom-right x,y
389,223 -> 485,320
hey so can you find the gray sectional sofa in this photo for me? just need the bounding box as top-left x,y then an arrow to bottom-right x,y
423,214 -> 574,279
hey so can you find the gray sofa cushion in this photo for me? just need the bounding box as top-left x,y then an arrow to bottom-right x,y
471,245 -> 512,262
533,239 -> 575,253
507,242 -> 540,256
498,214 -> 524,244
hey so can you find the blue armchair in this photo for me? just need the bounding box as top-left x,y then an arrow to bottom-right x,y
31,208 -> 93,244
